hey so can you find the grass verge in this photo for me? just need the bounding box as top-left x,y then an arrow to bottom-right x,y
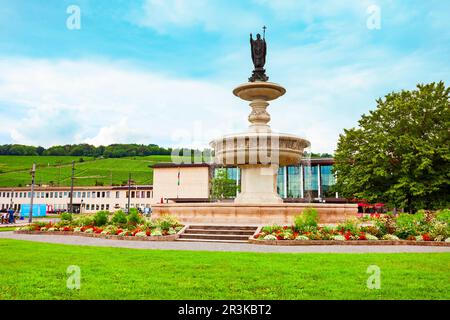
0,239 -> 449,300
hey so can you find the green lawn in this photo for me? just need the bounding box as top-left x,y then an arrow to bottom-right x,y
0,155 -> 175,187
0,239 -> 449,300
0,227 -> 16,232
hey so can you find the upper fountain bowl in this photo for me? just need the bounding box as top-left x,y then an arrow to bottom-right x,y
233,82 -> 286,102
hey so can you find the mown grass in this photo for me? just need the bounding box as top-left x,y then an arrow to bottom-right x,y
0,239 -> 449,300
0,155 -> 175,187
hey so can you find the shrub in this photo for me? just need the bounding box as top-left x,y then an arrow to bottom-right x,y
127,210 -> 143,226
61,212 -> 73,221
75,216 -> 94,227
436,209 -> 450,224
263,234 -> 277,240
151,229 -> 163,236
365,234 -> 378,240
261,224 -> 282,234
381,234 -> 400,241
373,214 -> 397,236
155,215 -> 179,231
294,208 -> 319,232
295,235 -> 309,241
111,210 -> 127,225
429,221 -> 449,241
337,218 -> 360,235
332,235 -> 346,241
93,211 -> 109,226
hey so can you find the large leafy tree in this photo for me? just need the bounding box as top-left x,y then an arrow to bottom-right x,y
334,82 -> 449,213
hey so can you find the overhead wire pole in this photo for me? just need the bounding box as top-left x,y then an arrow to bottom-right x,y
29,163 -> 36,223
69,161 -> 75,213
127,173 -> 132,214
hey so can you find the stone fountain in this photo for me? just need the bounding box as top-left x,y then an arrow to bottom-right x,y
210,33 -> 310,204
152,31 -> 357,225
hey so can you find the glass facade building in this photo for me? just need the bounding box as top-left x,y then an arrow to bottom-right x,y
215,158 -> 337,201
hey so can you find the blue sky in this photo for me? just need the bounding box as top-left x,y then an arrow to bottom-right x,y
0,0 -> 449,153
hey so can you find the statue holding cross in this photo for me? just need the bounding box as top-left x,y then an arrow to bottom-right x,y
249,26 -> 269,82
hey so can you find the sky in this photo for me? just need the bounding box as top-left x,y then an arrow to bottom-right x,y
0,0 -> 449,153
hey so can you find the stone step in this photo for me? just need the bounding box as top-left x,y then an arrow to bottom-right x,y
176,238 -> 248,243
188,225 -> 257,231
179,233 -> 251,241
184,229 -> 255,235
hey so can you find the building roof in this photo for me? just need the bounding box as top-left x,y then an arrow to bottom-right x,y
152,163 -> 211,168
0,185 -> 153,191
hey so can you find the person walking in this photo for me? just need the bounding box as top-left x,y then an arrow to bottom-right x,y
8,207 -> 15,224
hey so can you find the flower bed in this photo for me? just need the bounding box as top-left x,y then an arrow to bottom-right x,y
251,208 -> 450,246
15,210 -> 185,242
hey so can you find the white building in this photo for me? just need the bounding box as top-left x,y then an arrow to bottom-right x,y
0,185 -> 153,214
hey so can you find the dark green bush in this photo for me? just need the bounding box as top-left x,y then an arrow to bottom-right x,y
127,210 -> 143,226
111,210 -> 127,225
93,211 -> 109,226
61,212 -> 73,221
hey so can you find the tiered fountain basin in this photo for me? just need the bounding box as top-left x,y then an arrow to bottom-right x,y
152,81 -> 358,224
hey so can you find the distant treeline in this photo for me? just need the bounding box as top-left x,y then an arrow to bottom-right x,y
0,144 -> 173,158
0,144 -> 334,159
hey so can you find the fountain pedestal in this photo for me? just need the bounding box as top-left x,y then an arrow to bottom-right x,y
210,81 -> 310,204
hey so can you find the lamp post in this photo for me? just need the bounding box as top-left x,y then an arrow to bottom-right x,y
29,163 -> 36,223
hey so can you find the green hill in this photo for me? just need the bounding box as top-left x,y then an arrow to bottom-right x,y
0,155 -> 175,187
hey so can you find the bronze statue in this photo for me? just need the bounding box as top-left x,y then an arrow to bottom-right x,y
249,27 -> 269,82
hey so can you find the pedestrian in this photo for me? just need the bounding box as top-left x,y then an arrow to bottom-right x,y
8,207 -> 15,224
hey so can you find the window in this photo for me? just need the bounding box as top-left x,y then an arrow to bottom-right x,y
64,192 -> 68,197
146,191 -> 151,198
115,191 -> 120,199
50,192 -> 53,198
97,192 -> 101,198
59,192 -> 63,198
106,191 -> 110,198
96,204 -> 99,210
101,204 -> 105,210
276,167 -> 286,198
320,165 -> 336,197
131,191 -> 135,198
82,192 -> 86,198
86,204 -> 90,210
106,204 -> 110,210
136,191 -> 140,198
141,191 -> 145,198
287,166 -> 301,198
102,192 -> 105,198
28,192 -> 32,198
87,192 -> 90,198
77,192 -> 81,198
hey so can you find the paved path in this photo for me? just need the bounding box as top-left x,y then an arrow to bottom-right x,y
1,232 -> 449,253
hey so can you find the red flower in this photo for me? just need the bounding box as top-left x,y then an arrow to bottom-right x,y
422,233 -> 431,241
276,235 -> 283,240
358,232 -> 367,240
283,226 -> 288,230
116,229 -> 123,235
344,230 -> 352,240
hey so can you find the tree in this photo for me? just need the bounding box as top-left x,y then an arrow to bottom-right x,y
211,168 -> 239,200
334,82 -> 449,213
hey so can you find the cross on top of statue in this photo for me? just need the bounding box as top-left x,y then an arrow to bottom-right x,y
249,26 -> 269,82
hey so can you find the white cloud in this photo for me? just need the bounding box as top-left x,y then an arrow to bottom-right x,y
134,0 -> 263,34
0,57 -> 246,149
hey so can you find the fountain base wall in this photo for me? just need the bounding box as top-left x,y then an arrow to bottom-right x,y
152,203 -> 358,225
